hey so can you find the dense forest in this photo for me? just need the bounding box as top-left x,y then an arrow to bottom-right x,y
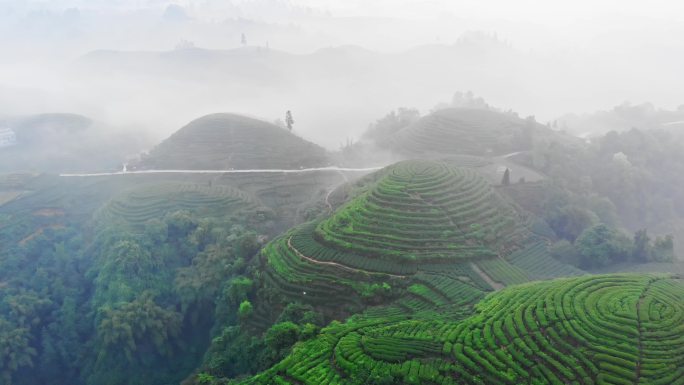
0,204 -> 270,384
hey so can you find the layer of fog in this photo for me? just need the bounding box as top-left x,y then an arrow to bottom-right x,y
2,0 -> 684,149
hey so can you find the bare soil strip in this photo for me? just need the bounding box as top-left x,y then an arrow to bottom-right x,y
470,262 -> 505,291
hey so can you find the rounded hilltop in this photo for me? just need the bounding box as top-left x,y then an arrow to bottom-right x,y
134,113 -> 329,170
253,159 -> 580,327
390,107 -> 564,157
315,159 -> 530,263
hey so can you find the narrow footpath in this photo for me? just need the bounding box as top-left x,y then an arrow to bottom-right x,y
287,236 -> 406,279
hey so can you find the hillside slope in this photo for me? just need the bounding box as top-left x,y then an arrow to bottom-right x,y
134,113 -> 329,170
239,273 -> 684,385
95,182 -> 269,231
249,160 -> 581,329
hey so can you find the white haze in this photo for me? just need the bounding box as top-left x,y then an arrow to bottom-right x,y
1,0 -> 684,149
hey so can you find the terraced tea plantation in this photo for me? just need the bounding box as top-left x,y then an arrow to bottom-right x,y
255,160 -> 584,326
240,273 -> 684,385
316,160 -> 532,262
257,222 -> 492,320
389,108 -> 572,158
96,181 -> 264,229
508,242 -> 585,280
389,108 -> 530,157
134,113 -> 329,170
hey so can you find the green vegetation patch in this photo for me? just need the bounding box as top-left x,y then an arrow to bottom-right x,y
238,273 -> 684,385
316,160 -> 532,263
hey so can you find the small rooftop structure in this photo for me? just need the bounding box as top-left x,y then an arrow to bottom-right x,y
0,128 -> 17,147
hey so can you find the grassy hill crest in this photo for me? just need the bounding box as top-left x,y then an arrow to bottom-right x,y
134,113 -> 329,170
389,107 -> 568,157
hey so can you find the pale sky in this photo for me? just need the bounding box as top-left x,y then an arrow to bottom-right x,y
289,0 -> 684,22
5,0 -> 682,53
2,0 -> 684,148
6,0 -> 684,22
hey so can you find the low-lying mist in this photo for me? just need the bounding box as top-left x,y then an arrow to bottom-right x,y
2,1 -> 684,150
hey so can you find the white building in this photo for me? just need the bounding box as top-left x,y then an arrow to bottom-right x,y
0,128 -> 16,147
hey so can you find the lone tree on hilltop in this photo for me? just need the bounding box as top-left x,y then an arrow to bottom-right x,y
501,168 -> 511,185
285,110 -> 294,131
241,33 -> 247,46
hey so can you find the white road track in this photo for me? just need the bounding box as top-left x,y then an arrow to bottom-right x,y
59,166 -> 383,177
500,151 -> 523,159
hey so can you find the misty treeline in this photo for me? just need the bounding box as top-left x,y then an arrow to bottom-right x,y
0,113 -> 147,174
518,126 -> 681,265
